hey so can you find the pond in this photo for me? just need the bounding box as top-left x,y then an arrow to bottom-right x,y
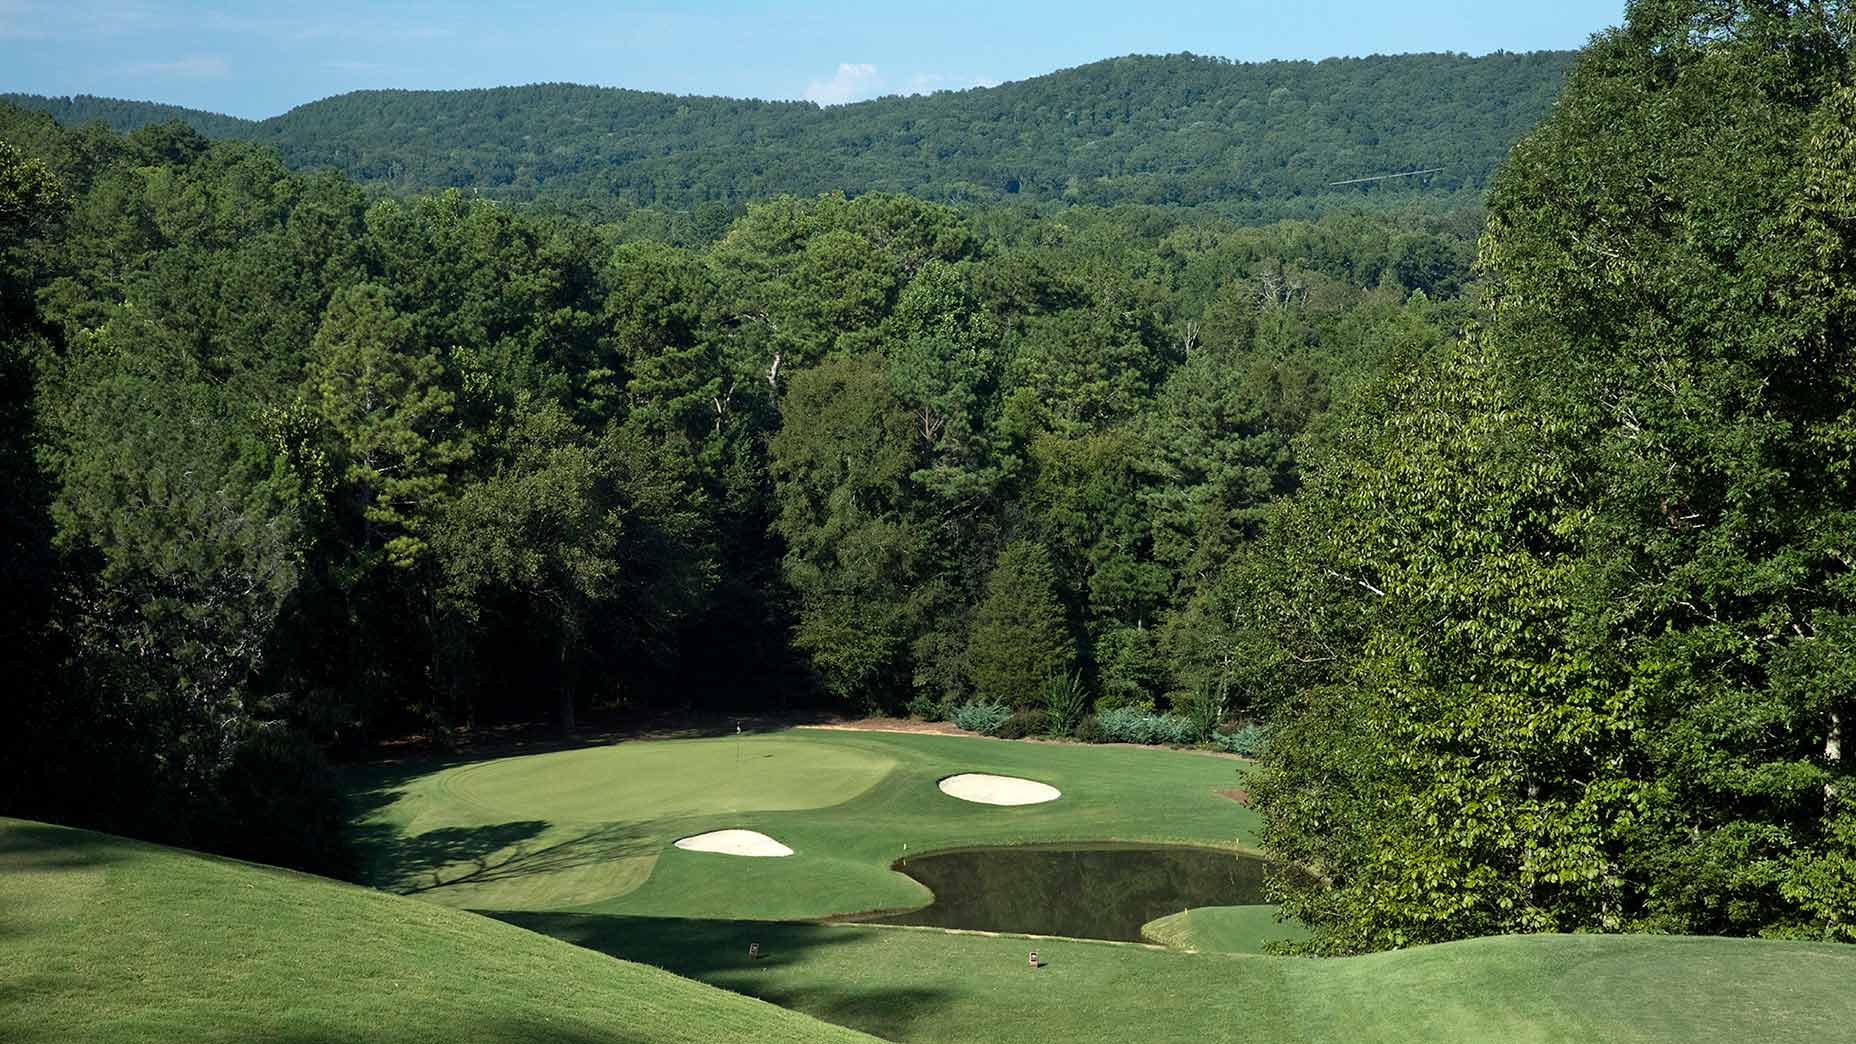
849,843 -> 1271,942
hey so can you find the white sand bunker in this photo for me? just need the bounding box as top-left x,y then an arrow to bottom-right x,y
938,773 -> 1061,806
673,829 -> 794,857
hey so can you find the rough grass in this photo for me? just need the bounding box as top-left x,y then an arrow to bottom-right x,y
1141,903 -> 1312,954
0,818 -> 876,1044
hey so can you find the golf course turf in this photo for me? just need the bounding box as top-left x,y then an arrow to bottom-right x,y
10,730 -> 1855,1043
0,817 -> 875,1044
343,728 -> 1856,1043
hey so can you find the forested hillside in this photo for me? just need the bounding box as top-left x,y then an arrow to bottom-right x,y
2,0 -> 1850,967
4,50 -> 1573,219
0,93 -> 1471,874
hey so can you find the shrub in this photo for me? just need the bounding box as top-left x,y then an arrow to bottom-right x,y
1038,671 -> 1090,736
951,699 -> 1011,736
905,691 -> 950,722
1173,687 -> 1227,742
203,727 -> 353,877
1213,723 -> 1268,757
1151,714 -> 1199,746
995,708 -> 1049,740
1096,706 -> 1157,744
1073,714 -> 1106,743
1096,707 -> 1200,747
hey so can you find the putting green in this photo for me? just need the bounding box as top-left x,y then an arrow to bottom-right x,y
353,733 -> 900,909
438,735 -> 897,823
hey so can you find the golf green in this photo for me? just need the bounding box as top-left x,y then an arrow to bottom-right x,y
353,729 -> 1258,919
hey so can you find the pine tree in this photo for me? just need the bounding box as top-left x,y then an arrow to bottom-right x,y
967,540 -> 1075,706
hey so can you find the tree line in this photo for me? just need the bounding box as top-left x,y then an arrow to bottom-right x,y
5,50 -> 1573,221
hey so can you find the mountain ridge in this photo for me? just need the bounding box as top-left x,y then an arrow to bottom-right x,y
3,50 -> 1577,218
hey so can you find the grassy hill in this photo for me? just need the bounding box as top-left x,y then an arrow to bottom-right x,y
509,913 -> 1856,1044
2,50 -> 1574,219
1142,903 -> 1312,954
0,817 -> 876,1044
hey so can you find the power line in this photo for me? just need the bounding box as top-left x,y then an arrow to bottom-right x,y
1327,168 -> 1444,187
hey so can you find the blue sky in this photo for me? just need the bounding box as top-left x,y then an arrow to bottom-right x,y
1,1 -> 1627,119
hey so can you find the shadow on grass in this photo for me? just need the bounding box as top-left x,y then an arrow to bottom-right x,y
0,821 -> 133,873
490,911 -> 953,1041
345,710 -> 833,783
337,713 -> 815,889
205,1021 -> 764,1044
352,819 -> 658,899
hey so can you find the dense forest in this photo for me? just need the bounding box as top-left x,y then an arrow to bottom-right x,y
4,50 -> 1573,221
3,0 -> 1853,960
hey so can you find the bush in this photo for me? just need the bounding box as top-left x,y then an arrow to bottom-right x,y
906,691 -> 950,722
1213,723 -> 1268,757
1096,707 -> 1200,747
1038,671 -> 1090,736
1173,687 -> 1227,742
1151,714 -> 1199,746
203,726 -> 353,877
995,708 -> 1049,740
1096,706 -> 1158,743
951,699 -> 1011,736
1073,714 -> 1106,743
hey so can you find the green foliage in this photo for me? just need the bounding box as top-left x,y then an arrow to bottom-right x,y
951,700 -> 1012,736
1094,707 -> 1199,746
307,282 -> 468,568
1039,671 -> 1092,736
904,692 -> 951,722
1213,724 -> 1268,758
5,52 -> 1573,221
994,708 -> 1051,740
769,356 -> 926,708
1253,0 -> 1856,953
966,541 -> 1076,706
1093,626 -> 1165,711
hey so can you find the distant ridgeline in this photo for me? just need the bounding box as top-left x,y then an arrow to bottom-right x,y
2,51 -> 1574,219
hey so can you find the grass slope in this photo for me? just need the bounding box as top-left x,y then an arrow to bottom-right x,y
0,818 -> 876,1044
501,914 -> 1856,1044
1141,903 -> 1312,954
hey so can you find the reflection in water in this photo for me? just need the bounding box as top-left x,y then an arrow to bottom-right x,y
855,843 -> 1269,942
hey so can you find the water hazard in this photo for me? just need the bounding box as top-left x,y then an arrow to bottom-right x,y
854,843 -> 1270,942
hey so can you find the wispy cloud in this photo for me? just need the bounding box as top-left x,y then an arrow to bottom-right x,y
804,62 -> 881,106
123,55 -> 231,79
